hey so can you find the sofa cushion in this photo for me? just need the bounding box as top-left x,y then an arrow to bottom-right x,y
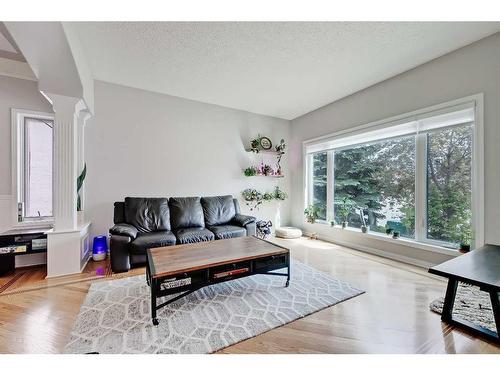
201,195 -> 236,226
208,225 -> 246,240
174,227 -> 215,244
124,197 -> 171,233
169,197 -> 205,229
129,231 -> 176,254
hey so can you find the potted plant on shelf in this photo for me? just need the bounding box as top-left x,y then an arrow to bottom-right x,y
243,166 -> 257,177
304,204 -> 320,224
459,232 -> 472,253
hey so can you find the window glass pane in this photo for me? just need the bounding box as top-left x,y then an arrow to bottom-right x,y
24,118 -> 53,218
311,152 -> 327,221
426,124 -> 472,245
334,136 -> 416,238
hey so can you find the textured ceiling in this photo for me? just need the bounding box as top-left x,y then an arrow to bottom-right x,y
72,22 -> 500,120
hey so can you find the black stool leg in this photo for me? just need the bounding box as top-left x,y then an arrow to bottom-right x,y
489,290 -> 500,338
441,278 -> 458,323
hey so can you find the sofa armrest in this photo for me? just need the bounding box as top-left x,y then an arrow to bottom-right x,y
109,223 -> 138,239
110,234 -> 132,273
245,221 -> 257,236
231,214 -> 256,227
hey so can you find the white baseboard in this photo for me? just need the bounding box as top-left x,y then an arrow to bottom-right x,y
303,231 -> 435,269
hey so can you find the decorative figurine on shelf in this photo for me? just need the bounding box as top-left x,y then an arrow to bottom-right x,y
256,220 -> 273,239
259,136 -> 272,150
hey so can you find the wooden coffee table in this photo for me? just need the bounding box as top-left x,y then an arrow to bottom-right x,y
146,236 -> 290,325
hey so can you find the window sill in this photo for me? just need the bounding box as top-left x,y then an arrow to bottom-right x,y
12,219 -> 54,230
307,221 -> 461,257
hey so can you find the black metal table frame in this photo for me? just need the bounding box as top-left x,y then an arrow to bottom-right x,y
146,252 -> 290,326
440,277 -> 500,344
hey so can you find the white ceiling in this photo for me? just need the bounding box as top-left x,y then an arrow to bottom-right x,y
72,22 -> 500,120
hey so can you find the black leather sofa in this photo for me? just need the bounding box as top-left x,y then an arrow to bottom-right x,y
109,195 -> 256,273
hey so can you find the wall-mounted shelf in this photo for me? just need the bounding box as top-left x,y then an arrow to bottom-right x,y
246,174 -> 285,178
245,149 -> 281,155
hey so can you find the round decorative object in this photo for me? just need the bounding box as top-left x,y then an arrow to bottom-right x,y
259,136 -> 272,150
275,227 -> 302,239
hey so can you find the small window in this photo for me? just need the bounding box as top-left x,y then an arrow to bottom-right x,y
12,110 -> 54,224
23,117 -> 53,219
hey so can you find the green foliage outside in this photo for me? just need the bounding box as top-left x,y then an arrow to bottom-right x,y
311,124 -> 473,247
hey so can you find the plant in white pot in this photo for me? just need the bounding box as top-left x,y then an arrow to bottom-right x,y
77,163 -> 87,225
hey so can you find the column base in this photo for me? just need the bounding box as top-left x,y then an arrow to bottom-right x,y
46,222 -> 91,278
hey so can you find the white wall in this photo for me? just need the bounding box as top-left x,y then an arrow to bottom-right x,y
289,33 -> 500,266
85,81 -> 291,238
0,74 -> 53,232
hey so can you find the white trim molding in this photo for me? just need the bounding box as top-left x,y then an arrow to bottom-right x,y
10,108 -> 55,229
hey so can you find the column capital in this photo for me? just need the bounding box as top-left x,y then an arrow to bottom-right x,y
42,92 -> 87,117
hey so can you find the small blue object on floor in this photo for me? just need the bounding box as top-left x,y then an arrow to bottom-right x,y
92,235 -> 108,261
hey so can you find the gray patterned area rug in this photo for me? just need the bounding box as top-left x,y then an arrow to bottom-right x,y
64,260 -> 363,354
430,282 -> 497,332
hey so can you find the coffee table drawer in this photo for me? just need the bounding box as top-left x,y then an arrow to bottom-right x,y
253,254 -> 287,272
210,261 -> 251,282
159,270 -> 207,292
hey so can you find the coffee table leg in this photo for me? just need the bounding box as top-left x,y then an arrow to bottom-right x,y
151,278 -> 158,326
441,278 -> 458,323
286,255 -> 290,287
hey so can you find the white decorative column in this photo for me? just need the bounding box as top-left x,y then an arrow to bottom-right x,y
45,94 -> 92,277
51,94 -> 80,231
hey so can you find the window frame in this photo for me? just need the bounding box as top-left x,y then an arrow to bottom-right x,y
11,108 -> 55,227
303,94 -> 484,252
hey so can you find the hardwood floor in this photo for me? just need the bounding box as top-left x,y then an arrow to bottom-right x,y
0,237 -> 498,354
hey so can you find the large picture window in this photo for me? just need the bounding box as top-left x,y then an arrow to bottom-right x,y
305,97 -> 482,251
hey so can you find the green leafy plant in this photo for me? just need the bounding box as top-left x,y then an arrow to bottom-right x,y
77,163 -> 87,211
304,204 -> 320,224
273,186 -> 288,201
244,166 -> 258,177
335,196 -> 354,227
250,135 -> 262,153
242,186 -> 288,210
